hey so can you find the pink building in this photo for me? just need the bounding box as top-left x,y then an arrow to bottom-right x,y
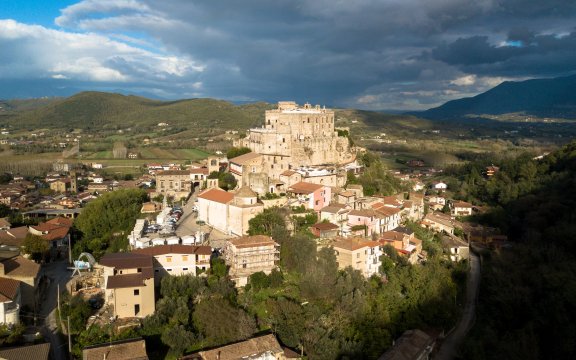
287,181 -> 331,212
347,209 -> 380,236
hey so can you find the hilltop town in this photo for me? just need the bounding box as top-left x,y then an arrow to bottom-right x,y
0,101 -> 543,360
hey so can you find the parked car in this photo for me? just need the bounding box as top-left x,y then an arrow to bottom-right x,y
196,220 -> 206,225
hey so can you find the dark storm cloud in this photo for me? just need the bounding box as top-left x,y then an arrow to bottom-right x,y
3,0 -> 576,110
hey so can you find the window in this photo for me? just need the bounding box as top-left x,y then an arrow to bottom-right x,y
134,289 -> 139,296
167,268 -> 173,272
357,253 -> 360,258
166,256 -> 172,263
137,268 -> 142,273
182,255 -> 188,262
315,200 -> 319,205
134,304 -> 140,316
183,267 -> 188,271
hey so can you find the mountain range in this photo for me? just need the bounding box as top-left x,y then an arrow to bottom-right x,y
415,74 -> 576,120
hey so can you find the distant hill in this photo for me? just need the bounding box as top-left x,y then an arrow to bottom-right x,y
415,74 -> 576,120
0,91 -> 274,130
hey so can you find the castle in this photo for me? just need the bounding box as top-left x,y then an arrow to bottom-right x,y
234,101 -> 355,193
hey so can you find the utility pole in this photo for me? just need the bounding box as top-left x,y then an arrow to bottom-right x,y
67,315 -> 72,359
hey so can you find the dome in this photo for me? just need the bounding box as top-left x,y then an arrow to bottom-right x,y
235,186 -> 257,198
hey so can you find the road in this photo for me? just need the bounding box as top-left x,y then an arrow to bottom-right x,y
434,251 -> 481,360
39,258 -> 72,360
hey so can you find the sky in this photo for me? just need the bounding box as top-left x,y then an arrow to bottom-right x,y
1,0 -> 576,110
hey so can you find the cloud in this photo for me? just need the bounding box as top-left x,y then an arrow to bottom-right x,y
0,19 -> 203,94
1,0 -> 576,110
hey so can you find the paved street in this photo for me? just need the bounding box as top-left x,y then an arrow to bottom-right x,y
38,258 -> 73,360
434,251 -> 481,360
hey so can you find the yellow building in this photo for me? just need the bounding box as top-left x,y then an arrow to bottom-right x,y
99,253 -> 155,319
331,237 -> 382,278
50,179 -> 71,193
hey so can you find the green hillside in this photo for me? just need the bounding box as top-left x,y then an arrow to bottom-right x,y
0,91 -> 273,131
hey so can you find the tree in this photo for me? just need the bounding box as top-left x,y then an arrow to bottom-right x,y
161,325 -> 197,357
193,297 -> 257,346
248,207 -> 287,236
226,147 -> 252,159
22,234 -> 49,262
74,188 -> 148,258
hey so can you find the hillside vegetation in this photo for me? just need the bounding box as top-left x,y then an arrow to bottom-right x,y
417,74 -> 576,120
0,92 -> 273,131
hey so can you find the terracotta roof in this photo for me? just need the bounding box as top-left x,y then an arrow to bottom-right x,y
380,231 -> 407,242
280,170 -> 298,176
375,206 -> 402,217
379,329 -> 434,360
320,204 -> 347,214
83,338 -> 148,360
0,343 -> 51,360
288,181 -> 323,194
311,222 -> 339,231
198,188 -> 234,204
133,245 -> 212,256
0,276 -> 20,302
228,235 -> 278,249
42,226 -> 70,242
452,201 -> 473,208
107,273 -> 147,289
348,209 -> 378,218
228,152 -> 262,165
0,227 -> 28,247
332,237 -> 380,251
0,255 -> 40,278
190,168 -> 209,175
187,334 -> 283,360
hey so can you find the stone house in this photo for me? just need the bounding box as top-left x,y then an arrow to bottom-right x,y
309,222 -> 340,238
228,152 -> 264,189
155,170 -> 192,200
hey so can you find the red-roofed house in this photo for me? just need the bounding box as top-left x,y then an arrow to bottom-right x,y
287,181 -> 331,212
